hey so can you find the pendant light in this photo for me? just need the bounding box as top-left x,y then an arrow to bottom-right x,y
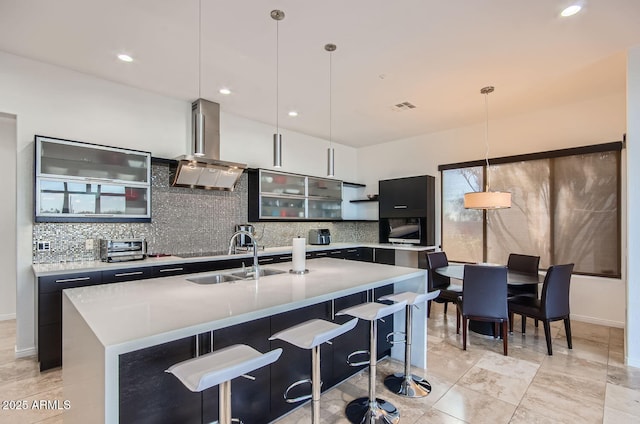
463,86 -> 512,209
193,0 -> 205,157
325,43 -> 336,177
271,9 -> 285,168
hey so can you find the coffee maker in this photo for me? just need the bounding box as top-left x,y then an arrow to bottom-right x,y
234,224 -> 256,249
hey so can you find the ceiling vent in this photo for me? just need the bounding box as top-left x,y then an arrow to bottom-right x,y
392,101 -> 417,112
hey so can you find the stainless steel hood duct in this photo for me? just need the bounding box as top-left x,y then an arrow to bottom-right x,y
171,99 -> 247,191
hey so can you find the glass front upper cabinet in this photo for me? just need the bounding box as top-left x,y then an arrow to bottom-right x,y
35,135 -> 151,222
250,170 -> 342,221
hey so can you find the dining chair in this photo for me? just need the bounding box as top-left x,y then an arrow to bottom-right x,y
459,264 -> 509,356
508,263 -> 574,355
507,253 -> 540,299
425,251 -> 462,319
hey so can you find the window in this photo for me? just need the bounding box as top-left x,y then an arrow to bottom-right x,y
439,142 -> 621,277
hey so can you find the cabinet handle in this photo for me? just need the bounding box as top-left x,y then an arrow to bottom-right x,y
279,256 -> 292,260
347,249 -> 357,253
55,276 -> 91,283
394,205 -> 408,209
330,251 -> 342,255
114,271 -> 144,277
315,252 -> 328,257
159,267 -> 184,273
259,257 -> 274,263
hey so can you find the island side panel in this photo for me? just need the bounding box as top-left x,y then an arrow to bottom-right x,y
62,293 -> 105,423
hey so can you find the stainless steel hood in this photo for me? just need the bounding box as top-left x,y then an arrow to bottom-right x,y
171,99 -> 247,191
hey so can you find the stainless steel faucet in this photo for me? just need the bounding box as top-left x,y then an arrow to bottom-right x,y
228,230 -> 260,278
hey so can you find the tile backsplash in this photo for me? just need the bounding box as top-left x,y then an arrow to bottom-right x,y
32,163 -> 378,263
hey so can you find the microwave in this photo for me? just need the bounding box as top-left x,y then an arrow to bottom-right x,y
386,218 -> 421,245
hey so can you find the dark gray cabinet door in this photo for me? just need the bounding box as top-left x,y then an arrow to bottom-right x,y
374,284 -> 395,360
269,302 -> 332,421
203,318 -> 272,424
331,291 -> 369,385
38,271 -> 102,371
379,175 -> 432,218
119,336 -> 200,424
374,248 -> 396,265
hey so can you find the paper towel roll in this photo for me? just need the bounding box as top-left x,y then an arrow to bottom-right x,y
292,238 -> 306,272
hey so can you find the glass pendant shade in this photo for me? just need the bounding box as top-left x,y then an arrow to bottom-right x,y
464,191 -> 511,209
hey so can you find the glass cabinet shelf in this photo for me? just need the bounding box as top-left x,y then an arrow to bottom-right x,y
249,169 -> 342,221
35,135 -> 151,222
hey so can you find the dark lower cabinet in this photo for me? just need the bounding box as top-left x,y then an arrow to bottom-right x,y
344,247 -> 374,262
374,284 -> 395,360
373,248 -> 395,265
203,317 -> 271,424
119,336 -> 199,424
269,302 -> 332,421
331,291 -> 369,385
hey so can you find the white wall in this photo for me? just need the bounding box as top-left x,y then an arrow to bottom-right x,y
0,50 -> 356,355
0,113 -> 16,320
357,90 -> 628,328
626,46 -> 640,366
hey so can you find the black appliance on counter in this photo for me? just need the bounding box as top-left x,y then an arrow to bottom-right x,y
309,229 -> 331,245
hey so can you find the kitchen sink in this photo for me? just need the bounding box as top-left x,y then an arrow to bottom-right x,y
187,273 -> 242,285
187,267 -> 287,285
230,268 -> 287,279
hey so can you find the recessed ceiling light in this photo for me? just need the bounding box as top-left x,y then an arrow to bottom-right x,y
117,53 -> 133,62
219,88 -> 231,95
288,111 -> 298,117
561,5 -> 582,17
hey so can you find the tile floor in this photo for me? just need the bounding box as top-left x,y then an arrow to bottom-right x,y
1,303 -> 640,423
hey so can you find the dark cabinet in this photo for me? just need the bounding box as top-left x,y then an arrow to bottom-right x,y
102,266 -> 154,283
344,247 -> 374,262
119,336 -> 200,424
374,284 -> 395,360
37,271 -> 102,370
378,175 -> 435,246
379,175 -> 433,218
269,302 -> 332,420
373,248 -> 396,265
331,291 -> 369,385
203,318 -> 272,424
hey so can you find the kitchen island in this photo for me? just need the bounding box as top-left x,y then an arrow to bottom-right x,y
62,257 -> 427,423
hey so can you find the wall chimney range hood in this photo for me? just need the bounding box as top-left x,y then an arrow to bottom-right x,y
170,99 -> 247,191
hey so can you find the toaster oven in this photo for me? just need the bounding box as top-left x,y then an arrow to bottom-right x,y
99,238 -> 146,262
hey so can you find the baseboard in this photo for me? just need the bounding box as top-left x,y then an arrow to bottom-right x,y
571,313 -> 625,328
15,346 -> 36,359
0,313 -> 16,321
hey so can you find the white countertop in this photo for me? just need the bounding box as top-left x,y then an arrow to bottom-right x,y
33,243 -> 438,277
63,257 -> 426,354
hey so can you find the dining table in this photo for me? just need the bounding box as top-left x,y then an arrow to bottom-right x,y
434,263 -> 541,336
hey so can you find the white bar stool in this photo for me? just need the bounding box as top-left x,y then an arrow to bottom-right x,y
165,344 -> 282,424
269,317 -> 358,424
337,300 -> 407,424
378,290 -> 440,398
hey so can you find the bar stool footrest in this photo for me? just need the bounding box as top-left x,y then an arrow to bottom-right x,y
346,350 -> 370,367
284,378 -> 317,404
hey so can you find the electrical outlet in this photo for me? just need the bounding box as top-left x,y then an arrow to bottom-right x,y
85,239 -> 94,250
37,241 -> 51,251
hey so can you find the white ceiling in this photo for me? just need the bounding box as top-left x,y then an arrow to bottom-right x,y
1,0 -> 639,147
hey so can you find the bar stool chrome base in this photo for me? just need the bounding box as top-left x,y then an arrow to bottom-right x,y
383,373 -> 431,397
345,397 -> 400,424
